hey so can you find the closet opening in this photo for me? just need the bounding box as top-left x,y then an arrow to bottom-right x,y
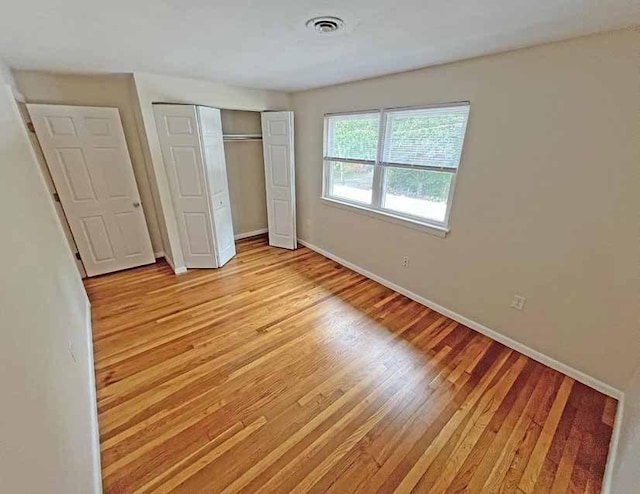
153,104 -> 296,272
220,109 -> 268,241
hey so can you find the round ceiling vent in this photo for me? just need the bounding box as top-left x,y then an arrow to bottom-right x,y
306,16 -> 344,34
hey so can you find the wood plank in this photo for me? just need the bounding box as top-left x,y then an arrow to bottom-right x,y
85,235 -> 616,493
519,376 -> 575,493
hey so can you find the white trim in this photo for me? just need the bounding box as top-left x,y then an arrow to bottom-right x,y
234,228 -> 268,240
84,297 -> 103,493
602,396 -> 625,493
324,100 -> 471,117
154,251 -> 164,259
163,252 -> 187,275
164,253 -> 176,270
323,156 -> 376,166
297,238 -> 623,400
378,161 -> 457,173
323,102 -> 470,234
320,197 -> 448,238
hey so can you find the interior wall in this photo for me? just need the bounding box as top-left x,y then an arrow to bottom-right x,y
0,73 -> 101,492
224,141 -> 268,235
221,110 -> 267,235
12,70 -> 164,254
292,28 -> 640,390
0,60 -> 20,97
132,72 -> 290,270
611,364 -> 640,493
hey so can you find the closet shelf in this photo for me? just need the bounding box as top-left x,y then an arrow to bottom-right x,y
222,134 -> 262,142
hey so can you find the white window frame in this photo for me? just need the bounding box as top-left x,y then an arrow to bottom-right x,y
322,101 -> 470,234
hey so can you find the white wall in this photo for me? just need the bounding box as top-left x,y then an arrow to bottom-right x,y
0,66 -> 101,492
292,29 -> 640,391
222,109 -> 267,235
0,60 -> 16,89
12,71 -> 164,253
225,140 -> 268,235
132,72 -> 290,270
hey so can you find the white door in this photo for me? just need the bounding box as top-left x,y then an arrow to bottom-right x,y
261,111 -> 296,250
28,104 -> 155,276
198,106 -> 236,267
154,104 -> 217,268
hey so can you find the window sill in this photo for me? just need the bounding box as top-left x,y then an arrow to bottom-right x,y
320,197 -> 449,238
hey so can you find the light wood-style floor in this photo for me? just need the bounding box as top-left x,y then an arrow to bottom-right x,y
86,236 -> 616,493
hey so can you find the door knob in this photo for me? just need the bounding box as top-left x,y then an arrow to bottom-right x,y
133,201 -> 141,208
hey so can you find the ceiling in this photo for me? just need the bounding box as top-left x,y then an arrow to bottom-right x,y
1,0 -> 638,91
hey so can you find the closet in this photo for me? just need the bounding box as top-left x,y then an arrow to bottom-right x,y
221,110 -> 268,238
154,104 -> 296,271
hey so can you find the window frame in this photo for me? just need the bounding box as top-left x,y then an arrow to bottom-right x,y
322,101 -> 470,233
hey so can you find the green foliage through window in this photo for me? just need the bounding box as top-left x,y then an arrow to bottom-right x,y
324,103 -> 469,224
329,116 -> 379,161
385,168 -> 452,203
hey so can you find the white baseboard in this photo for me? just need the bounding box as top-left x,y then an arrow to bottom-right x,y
299,239 -> 625,489
234,228 -> 268,240
84,298 -> 103,493
297,238 -> 623,400
162,252 -> 187,275
154,251 -> 164,259
602,396 -> 625,494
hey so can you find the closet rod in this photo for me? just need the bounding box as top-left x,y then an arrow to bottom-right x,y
222,134 -> 262,142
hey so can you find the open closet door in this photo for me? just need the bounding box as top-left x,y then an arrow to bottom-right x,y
261,111 -> 297,250
198,106 -> 236,267
154,104 -> 218,268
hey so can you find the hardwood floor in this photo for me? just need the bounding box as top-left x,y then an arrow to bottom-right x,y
86,236 -> 616,493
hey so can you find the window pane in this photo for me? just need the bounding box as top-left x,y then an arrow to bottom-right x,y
382,168 -> 453,223
383,105 -> 469,168
326,113 -> 380,161
328,161 -> 375,205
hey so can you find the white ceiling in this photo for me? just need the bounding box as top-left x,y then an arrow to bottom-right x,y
1,0 -> 638,91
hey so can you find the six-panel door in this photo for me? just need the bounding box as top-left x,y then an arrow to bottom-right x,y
28,104 -> 155,276
261,111 -> 297,250
153,104 -> 218,268
198,106 -> 236,267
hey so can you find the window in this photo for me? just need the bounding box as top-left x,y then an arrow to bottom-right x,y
323,102 -> 470,230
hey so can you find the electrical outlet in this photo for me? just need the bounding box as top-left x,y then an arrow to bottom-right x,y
511,295 -> 526,311
402,256 -> 409,267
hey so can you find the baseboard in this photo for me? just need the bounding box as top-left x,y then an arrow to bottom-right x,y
602,396 -> 625,493
297,238 -> 623,400
234,228 -> 268,240
84,298 -> 103,494
162,252 -> 187,275
154,251 -> 164,259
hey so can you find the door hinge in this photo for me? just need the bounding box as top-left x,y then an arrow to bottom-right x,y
53,192 -> 60,202
27,122 -> 36,133
75,252 -> 82,261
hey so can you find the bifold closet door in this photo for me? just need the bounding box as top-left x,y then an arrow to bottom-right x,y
261,111 -> 297,250
28,104 -> 155,276
198,106 -> 236,266
154,104 -> 217,268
